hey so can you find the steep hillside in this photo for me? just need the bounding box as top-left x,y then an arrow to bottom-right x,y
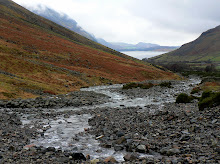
29,6 -> 97,42
0,0 -> 178,99
149,25 -> 220,66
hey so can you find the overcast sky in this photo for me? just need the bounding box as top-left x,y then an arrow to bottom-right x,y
13,0 -> 220,46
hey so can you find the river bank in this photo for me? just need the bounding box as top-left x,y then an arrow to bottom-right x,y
0,78 -> 219,163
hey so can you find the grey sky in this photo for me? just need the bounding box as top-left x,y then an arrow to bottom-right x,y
13,0 -> 220,46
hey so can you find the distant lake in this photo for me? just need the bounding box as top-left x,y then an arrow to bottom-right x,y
120,51 -> 169,60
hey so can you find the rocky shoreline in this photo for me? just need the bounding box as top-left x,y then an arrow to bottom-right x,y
0,79 -> 219,163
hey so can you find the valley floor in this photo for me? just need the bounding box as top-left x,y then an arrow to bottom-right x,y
0,78 -> 219,163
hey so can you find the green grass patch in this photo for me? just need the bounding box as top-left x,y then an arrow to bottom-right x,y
198,91 -> 220,110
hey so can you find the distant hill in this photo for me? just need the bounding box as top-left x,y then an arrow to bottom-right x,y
29,6 -> 97,42
97,39 -> 178,51
0,0 -> 178,99
148,25 -> 220,68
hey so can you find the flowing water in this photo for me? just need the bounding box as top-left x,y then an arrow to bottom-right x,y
21,77 -> 201,162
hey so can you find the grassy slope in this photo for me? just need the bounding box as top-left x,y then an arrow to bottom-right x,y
149,25 -> 220,64
0,0 -> 178,99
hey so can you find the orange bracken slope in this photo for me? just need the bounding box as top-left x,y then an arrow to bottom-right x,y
0,0 -> 178,99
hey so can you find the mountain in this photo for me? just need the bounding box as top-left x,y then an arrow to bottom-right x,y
148,25 -> 220,67
0,0 -> 178,99
28,6 -> 97,42
135,42 -> 159,49
97,39 -> 178,51
26,6 -> 177,52
96,38 -> 114,48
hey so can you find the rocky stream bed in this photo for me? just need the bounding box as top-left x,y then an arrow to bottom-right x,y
0,77 -> 219,163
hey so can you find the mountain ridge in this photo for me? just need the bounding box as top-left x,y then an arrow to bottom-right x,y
148,25 -> 220,68
23,5 -> 178,53
28,5 -> 97,42
98,39 -> 178,51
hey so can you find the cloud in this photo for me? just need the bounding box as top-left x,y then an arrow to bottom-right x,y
12,0 -> 220,46
127,0 -> 220,33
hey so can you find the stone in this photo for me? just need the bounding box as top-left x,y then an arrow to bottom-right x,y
116,131 -> 124,137
46,147 -> 56,152
104,156 -> 117,163
190,118 -> 197,124
102,143 -> 112,148
136,145 -> 146,153
71,153 -> 86,161
180,135 -> 191,141
0,153 -> 3,159
167,148 -> 180,156
124,153 -> 138,161
90,159 -> 100,164
96,135 -> 104,140
114,145 -> 124,151
215,148 -> 220,154
8,146 -> 15,151
86,154 -> 90,160
23,144 -> 36,150
160,147 -> 180,156
116,136 -> 126,144
58,157 -> 69,163
211,139 -> 218,147
211,119 -> 218,124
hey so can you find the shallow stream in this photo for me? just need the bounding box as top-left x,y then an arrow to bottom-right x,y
21,77 -> 201,161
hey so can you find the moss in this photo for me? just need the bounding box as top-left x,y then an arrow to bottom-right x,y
176,93 -> 192,103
